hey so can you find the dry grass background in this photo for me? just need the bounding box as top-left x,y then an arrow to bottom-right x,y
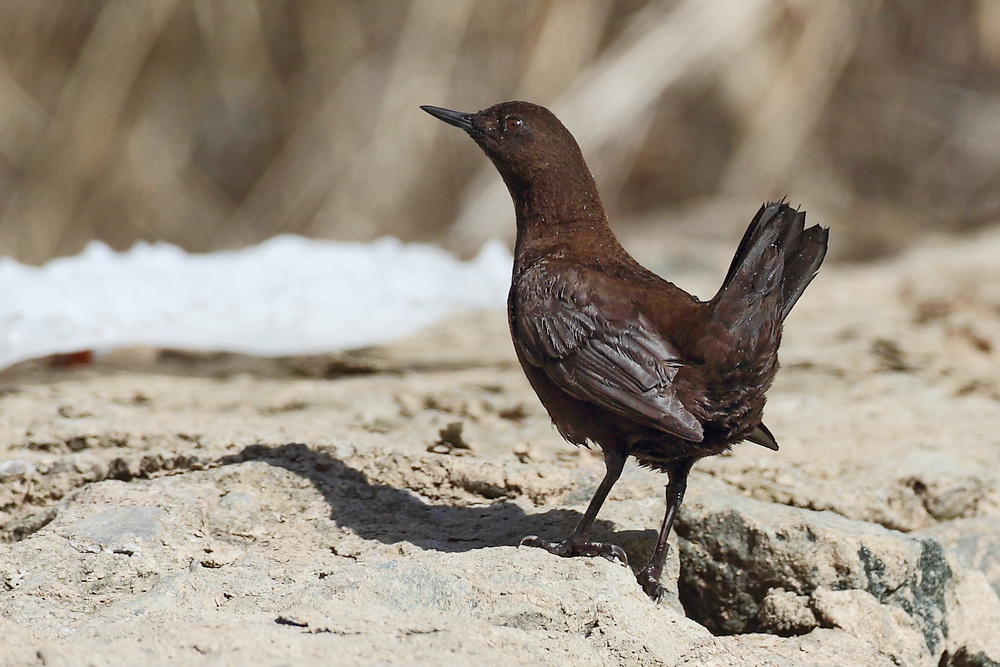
0,0 -> 999,264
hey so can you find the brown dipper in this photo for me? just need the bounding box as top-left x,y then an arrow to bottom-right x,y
421,101 -> 828,600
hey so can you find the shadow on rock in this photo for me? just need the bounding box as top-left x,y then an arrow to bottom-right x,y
217,443 -> 627,556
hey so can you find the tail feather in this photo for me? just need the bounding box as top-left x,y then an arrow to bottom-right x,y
779,223 -> 828,319
716,201 -> 829,322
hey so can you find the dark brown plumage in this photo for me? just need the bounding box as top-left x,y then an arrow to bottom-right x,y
421,101 -> 828,600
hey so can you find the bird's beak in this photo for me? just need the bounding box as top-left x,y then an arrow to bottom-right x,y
421,105 -> 474,132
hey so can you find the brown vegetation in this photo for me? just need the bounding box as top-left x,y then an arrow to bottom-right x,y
0,0 -> 998,263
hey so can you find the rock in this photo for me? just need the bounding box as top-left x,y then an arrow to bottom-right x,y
2,226 -> 1000,665
691,628 -> 899,667
0,458 -> 35,478
65,505 -> 166,556
677,480 -> 949,663
0,617 -> 44,665
921,519 -> 1000,663
939,566 -> 1000,666
889,452 -> 1000,524
0,462 -> 901,666
810,587 -> 929,666
918,517 -> 1000,597
757,588 -> 817,635
288,546 -> 706,665
698,450 -> 1000,533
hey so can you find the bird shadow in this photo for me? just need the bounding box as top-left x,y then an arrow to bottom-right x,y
216,442 -> 648,558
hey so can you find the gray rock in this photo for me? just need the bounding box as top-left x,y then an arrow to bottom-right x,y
677,481 -> 950,663
918,517 -> 1000,597
65,505 -> 165,556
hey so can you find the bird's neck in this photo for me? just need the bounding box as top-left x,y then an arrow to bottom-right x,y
509,169 -> 623,266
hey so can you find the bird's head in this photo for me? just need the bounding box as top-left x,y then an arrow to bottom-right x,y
421,101 -> 591,193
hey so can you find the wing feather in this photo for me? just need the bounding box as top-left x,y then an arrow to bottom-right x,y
514,265 -> 704,442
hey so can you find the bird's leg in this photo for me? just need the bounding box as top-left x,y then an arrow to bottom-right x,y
636,457 -> 696,601
520,446 -> 628,565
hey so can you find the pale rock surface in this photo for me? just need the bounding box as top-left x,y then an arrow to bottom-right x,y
3,226 -> 1000,664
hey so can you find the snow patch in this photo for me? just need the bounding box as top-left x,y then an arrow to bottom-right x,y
0,236 -> 512,369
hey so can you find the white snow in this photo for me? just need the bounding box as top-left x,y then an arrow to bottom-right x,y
0,236 -> 513,370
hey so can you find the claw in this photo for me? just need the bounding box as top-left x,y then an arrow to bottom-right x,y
609,544 -> 628,566
518,535 -> 628,566
636,568 -> 664,602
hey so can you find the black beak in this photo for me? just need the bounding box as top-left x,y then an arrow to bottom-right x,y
421,105 -> 474,132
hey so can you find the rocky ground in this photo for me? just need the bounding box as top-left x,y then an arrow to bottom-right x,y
2,224 -> 1000,666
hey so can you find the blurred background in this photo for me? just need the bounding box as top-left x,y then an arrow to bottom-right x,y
1,0 -> 999,266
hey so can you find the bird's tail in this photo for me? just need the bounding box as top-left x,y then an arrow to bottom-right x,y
713,201 -> 829,323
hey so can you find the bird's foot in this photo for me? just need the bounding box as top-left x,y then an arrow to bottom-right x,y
519,535 -> 628,566
635,566 -> 664,602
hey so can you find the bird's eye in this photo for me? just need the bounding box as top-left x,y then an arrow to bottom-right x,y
504,116 -> 523,132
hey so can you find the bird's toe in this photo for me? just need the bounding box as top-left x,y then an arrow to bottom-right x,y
518,535 -> 628,566
608,544 -> 628,566
636,569 -> 664,602
518,535 -> 568,555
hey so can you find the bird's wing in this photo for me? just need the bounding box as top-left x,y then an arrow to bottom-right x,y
514,265 -> 704,442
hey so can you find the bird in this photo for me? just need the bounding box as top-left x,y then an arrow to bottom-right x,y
421,101 -> 828,601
